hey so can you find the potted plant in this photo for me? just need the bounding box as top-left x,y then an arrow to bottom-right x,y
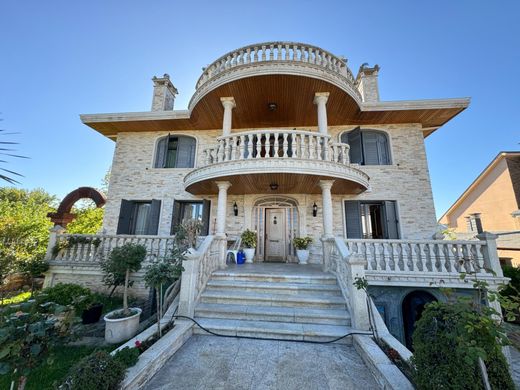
241,229 -> 257,263
74,293 -> 104,325
293,237 -> 313,264
102,243 -> 146,343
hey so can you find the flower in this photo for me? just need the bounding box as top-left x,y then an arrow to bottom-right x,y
135,340 -> 142,348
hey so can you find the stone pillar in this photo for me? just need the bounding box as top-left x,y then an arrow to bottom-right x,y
243,196 -> 254,230
151,74 -> 178,111
45,225 -> 66,260
215,181 -> 232,236
313,92 -> 330,135
476,232 -> 503,277
220,97 -> 236,136
319,180 -> 335,238
177,256 -> 199,317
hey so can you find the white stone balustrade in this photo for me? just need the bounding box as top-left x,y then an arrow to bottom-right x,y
49,233 -> 183,264
202,129 -> 350,167
343,238 -> 499,276
196,42 -> 356,91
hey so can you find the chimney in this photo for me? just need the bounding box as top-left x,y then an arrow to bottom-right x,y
355,64 -> 380,103
151,74 -> 178,111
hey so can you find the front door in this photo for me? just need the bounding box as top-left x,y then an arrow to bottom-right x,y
265,208 -> 285,262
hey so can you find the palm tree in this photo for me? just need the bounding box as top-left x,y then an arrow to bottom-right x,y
0,118 -> 26,184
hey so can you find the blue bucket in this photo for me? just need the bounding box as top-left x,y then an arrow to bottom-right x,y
236,251 -> 245,264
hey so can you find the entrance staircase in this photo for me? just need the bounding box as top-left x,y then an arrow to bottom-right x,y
193,264 -> 353,343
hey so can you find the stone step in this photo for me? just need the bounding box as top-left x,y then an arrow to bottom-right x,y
206,279 -> 342,296
192,318 -> 353,344
195,303 -> 351,326
211,270 -> 338,285
200,289 -> 347,309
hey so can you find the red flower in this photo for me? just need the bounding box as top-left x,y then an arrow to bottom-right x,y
135,340 -> 142,348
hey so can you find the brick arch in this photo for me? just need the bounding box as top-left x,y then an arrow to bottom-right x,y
48,187 -> 106,228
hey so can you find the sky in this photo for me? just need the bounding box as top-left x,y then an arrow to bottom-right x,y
0,0 -> 519,218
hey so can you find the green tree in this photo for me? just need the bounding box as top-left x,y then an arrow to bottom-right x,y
66,207 -> 104,234
0,188 -> 56,275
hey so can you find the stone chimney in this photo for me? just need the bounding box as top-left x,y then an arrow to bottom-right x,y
355,64 -> 380,103
151,74 -> 178,111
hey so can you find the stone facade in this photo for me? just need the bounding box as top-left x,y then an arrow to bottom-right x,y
102,123 -> 438,264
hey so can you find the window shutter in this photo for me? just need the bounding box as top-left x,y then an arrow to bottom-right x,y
175,137 -> 196,168
344,201 -> 362,238
154,135 -> 170,168
116,200 -> 134,234
146,199 -> 161,235
362,132 -> 380,165
346,127 -> 363,164
171,200 -> 182,235
376,133 -> 390,164
383,201 -> 400,239
201,199 -> 211,235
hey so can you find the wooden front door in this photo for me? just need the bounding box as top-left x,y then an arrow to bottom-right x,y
265,208 -> 286,262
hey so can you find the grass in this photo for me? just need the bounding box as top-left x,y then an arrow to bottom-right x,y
0,345 -> 112,390
0,291 -> 32,305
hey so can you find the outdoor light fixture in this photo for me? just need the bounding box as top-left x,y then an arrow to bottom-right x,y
270,183 -> 279,191
268,102 -> 278,111
233,202 -> 238,216
312,202 -> 318,217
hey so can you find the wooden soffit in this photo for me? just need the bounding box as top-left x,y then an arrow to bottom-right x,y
81,74 -> 469,139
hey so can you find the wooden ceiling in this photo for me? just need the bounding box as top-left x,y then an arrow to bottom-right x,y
185,171 -> 366,195
83,74 -> 467,138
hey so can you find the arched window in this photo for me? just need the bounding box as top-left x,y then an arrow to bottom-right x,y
341,128 -> 390,165
402,291 -> 437,350
154,135 -> 196,168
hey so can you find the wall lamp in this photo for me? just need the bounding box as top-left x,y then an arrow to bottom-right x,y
312,202 -> 318,217
233,202 -> 238,216
269,183 -> 279,191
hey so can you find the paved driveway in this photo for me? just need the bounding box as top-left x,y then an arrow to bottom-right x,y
143,335 -> 379,390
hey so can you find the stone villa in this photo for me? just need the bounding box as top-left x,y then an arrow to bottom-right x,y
44,42 -> 508,382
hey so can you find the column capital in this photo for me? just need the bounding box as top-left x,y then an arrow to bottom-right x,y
318,180 -> 335,191
215,181 -> 232,191
313,92 -> 330,105
220,97 -> 236,109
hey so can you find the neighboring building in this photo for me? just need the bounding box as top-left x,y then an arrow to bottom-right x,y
439,152 -> 520,266
45,42 -> 506,350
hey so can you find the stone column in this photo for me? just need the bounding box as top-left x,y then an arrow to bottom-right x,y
220,97 -> 236,136
45,225 -> 66,260
319,180 -> 335,238
476,231 -> 503,277
313,92 -> 330,135
215,181 -> 232,236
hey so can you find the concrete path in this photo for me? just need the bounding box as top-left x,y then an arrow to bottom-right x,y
510,346 -> 520,388
143,335 -> 380,390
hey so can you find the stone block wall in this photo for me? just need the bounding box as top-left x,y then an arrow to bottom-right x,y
102,123 -> 439,264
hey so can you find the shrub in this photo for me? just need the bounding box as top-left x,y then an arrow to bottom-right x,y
103,243 -> 146,317
411,300 -> 514,390
241,229 -> 257,249
39,283 -> 91,306
60,351 -> 125,390
112,347 -> 140,368
292,237 -> 313,250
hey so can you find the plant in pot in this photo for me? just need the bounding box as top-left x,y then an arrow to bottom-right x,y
293,237 -> 313,264
73,293 -> 104,325
102,243 -> 146,343
241,229 -> 257,263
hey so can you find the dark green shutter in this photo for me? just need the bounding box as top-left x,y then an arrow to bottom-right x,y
175,137 -> 196,168
171,200 -> 182,234
362,132 -> 380,165
146,199 -> 161,235
155,135 -> 169,168
344,201 -> 362,238
377,134 -> 390,164
201,199 -> 211,235
116,199 -> 133,234
383,201 -> 399,239
347,127 -> 363,164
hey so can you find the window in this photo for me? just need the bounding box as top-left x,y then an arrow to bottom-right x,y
117,199 -> 161,235
171,199 -> 211,235
341,128 -> 390,165
155,135 -> 196,168
344,200 -> 399,239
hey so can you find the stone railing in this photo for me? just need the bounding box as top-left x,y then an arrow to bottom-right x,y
203,129 -> 350,166
343,238 -> 497,276
178,235 -> 226,317
196,41 -> 356,90
47,233 -> 180,264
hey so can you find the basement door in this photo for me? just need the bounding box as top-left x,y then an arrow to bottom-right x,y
265,208 -> 286,262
